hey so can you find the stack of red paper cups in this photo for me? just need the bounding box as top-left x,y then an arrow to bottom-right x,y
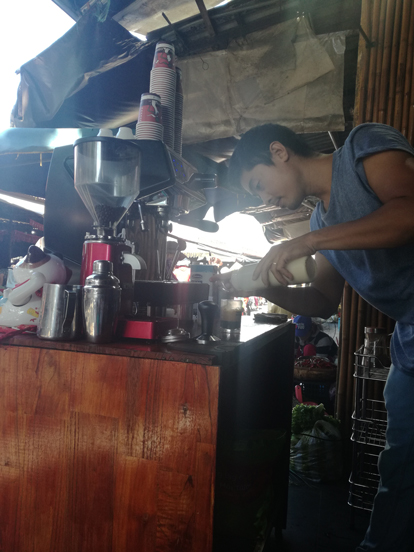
135,93 -> 163,140
149,41 -> 176,149
174,67 -> 183,155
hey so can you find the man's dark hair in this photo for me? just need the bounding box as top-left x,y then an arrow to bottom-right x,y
228,124 -> 316,190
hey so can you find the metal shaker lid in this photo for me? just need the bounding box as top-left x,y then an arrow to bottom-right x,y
84,260 -> 121,288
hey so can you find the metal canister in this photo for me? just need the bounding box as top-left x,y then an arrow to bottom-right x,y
83,260 -> 121,343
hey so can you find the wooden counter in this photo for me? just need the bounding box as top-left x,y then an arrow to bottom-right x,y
0,319 -> 294,552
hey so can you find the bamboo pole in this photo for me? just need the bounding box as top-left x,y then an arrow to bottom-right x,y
356,295 -> 367,352
386,0 -> 403,125
401,0 -> 414,136
354,0 -> 373,125
365,0 -> 382,121
378,0 -> 396,123
372,0 -> 387,122
370,307 -> 379,327
366,303 -> 372,327
393,0 -> 412,130
344,290 -> 359,439
407,2 -> 414,143
336,282 -> 352,422
343,0 -> 411,441
408,59 -> 414,143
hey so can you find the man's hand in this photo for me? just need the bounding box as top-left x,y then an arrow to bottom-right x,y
252,234 -> 316,287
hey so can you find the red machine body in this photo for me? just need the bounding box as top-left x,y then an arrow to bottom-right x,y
80,238 -> 133,286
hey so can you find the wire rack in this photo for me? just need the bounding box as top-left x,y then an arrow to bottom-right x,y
351,415 -> 387,448
349,347 -> 389,516
354,346 -> 391,381
348,449 -> 380,511
354,396 -> 387,420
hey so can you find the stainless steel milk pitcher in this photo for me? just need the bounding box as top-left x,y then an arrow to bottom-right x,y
83,260 -> 121,343
37,284 -> 83,341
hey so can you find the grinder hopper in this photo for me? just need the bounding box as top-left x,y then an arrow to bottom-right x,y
73,136 -> 141,233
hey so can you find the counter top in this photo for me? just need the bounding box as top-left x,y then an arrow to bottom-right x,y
1,317 -> 292,367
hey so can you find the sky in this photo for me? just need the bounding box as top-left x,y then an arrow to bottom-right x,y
0,0 -> 74,130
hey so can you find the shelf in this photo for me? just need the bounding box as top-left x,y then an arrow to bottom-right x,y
348,476 -> 378,511
351,415 -> 387,448
348,448 -> 380,511
354,347 -> 390,381
350,347 -> 389,515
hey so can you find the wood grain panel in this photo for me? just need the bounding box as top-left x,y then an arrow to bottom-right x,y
146,362 -> 199,474
65,412 -> 118,552
0,346 -> 19,413
15,414 -> 68,552
120,360 -> 219,475
194,366 -> 219,444
0,334 -> 278,552
113,456 -> 158,552
156,469 -> 195,552
193,443 -> 216,552
0,411 -> 22,470
19,349 -> 71,418
70,353 -> 128,419
0,466 -> 20,551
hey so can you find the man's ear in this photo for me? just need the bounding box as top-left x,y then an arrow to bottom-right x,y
269,141 -> 289,162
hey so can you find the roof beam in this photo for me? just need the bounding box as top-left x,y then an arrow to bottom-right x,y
194,0 -> 216,37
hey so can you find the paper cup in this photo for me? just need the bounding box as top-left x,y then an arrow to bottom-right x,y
153,42 -> 175,69
138,93 -> 162,123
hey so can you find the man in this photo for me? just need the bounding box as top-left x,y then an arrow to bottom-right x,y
294,315 -> 338,361
215,122 -> 414,552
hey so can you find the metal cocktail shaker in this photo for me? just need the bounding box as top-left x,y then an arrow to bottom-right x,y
83,260 -> 121,343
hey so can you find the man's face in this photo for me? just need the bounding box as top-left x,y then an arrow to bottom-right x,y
240,142 -> 304,211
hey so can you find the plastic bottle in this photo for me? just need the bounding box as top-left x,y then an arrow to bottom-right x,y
230,256 -> 317,291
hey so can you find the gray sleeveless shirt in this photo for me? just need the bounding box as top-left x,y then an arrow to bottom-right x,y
310,123 -> 414,374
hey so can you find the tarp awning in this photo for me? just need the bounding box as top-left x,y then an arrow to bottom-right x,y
180,16 -> 346,143
11,14 -> 345,140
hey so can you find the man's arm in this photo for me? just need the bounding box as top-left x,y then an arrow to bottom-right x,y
253,150 -> 414,286
214,253 -> 344,319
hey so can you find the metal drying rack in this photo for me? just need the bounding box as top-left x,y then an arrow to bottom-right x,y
348,346 -> 390,517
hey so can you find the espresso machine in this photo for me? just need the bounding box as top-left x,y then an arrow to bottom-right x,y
64,135 -> 214,340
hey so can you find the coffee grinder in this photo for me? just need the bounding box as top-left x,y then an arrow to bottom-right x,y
73,136 -> 146,313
